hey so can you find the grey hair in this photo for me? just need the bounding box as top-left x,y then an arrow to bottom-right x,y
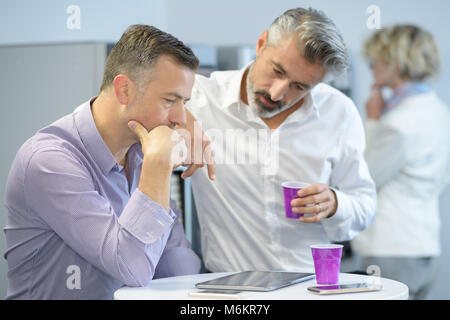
267,8 -> 349,78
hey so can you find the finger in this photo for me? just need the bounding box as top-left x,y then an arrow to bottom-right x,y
175,128 -> 193,163
206,163 -> 216,181
128,120 -> 148,142
190,127 -> 204,166
291,192 -> 330,207
171,134 -> 189,166
175,127 -> 192,146
298,204 -> 330,223
299,210 -> 329,223
297,183 -> 327,197
203,141 -> 216,180
292,201 -> 329,215
181,164 -> 202,179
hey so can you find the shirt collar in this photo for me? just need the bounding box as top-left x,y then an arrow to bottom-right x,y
74,97 -> 117,175
385,81 -> 432,112
303,88 -> 320,118
222,62 -> 252,110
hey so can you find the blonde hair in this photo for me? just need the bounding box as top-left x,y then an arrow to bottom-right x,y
364,25 -> 441,81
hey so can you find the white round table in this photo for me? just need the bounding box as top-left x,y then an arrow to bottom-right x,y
114,272 -> 409,300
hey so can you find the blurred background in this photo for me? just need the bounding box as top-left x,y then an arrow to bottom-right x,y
0,0 -> 449,299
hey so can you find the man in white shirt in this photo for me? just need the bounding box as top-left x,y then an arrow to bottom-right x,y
186,8 -> 377,273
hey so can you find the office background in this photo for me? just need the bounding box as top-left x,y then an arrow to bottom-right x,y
0,0 -> 449,299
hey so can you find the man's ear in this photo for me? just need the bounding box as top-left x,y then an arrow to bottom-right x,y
256,30 -> 269,56
113,74 -> 137,105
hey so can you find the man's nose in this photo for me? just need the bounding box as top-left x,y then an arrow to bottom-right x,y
269,79 -> 290,102
169,101 -> 187,127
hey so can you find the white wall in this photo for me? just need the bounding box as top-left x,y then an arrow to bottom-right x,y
0,0 -> 167,45
1,0 -> 449,299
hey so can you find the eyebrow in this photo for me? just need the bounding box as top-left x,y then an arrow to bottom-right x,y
272,61 -> 311,90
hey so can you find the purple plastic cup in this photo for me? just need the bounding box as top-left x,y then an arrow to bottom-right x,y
282,181 -> 310,219
310,244 -> 344,285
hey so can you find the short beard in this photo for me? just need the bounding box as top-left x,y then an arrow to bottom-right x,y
245,65 -> 302,119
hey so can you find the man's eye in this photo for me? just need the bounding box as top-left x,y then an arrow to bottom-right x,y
273,68 -> 283,75
165,99 -> 176,105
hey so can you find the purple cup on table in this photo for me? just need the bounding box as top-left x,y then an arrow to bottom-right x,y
310,244 -> 344,285
282,181 -> 310,219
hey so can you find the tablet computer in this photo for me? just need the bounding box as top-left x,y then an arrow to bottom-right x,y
195,271 -> 315,292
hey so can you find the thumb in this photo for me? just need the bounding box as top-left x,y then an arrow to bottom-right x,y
128,120 -> 148,142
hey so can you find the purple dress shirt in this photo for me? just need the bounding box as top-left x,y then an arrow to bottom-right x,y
3,98 -> 201,299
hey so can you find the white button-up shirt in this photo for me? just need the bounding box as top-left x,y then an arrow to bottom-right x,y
186,66 -> 376,272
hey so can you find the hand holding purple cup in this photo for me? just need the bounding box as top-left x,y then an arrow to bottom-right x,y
282,181 -> 310,219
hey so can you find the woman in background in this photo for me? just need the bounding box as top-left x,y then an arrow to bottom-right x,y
351,25 -> 450,299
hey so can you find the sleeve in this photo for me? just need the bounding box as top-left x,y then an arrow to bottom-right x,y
153,200 -> 201,279
24,147 -> 176,287
364,119 -> 407,188
321,106 -> 377,242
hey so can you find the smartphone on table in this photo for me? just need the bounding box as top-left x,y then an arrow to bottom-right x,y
307,283 -> 382,295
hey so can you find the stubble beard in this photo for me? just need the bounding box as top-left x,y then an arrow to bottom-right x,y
245,65 -> 302,119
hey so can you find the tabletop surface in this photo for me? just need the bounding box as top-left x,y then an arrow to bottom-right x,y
114,272 -> 409,300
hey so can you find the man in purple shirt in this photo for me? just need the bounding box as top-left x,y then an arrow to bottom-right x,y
3,25 -> 213,299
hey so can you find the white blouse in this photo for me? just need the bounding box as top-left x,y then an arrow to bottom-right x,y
352,91 -> 450,257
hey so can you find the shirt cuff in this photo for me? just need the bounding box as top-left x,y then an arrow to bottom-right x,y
118,188 -> 176,244
320,188 -> 352,237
